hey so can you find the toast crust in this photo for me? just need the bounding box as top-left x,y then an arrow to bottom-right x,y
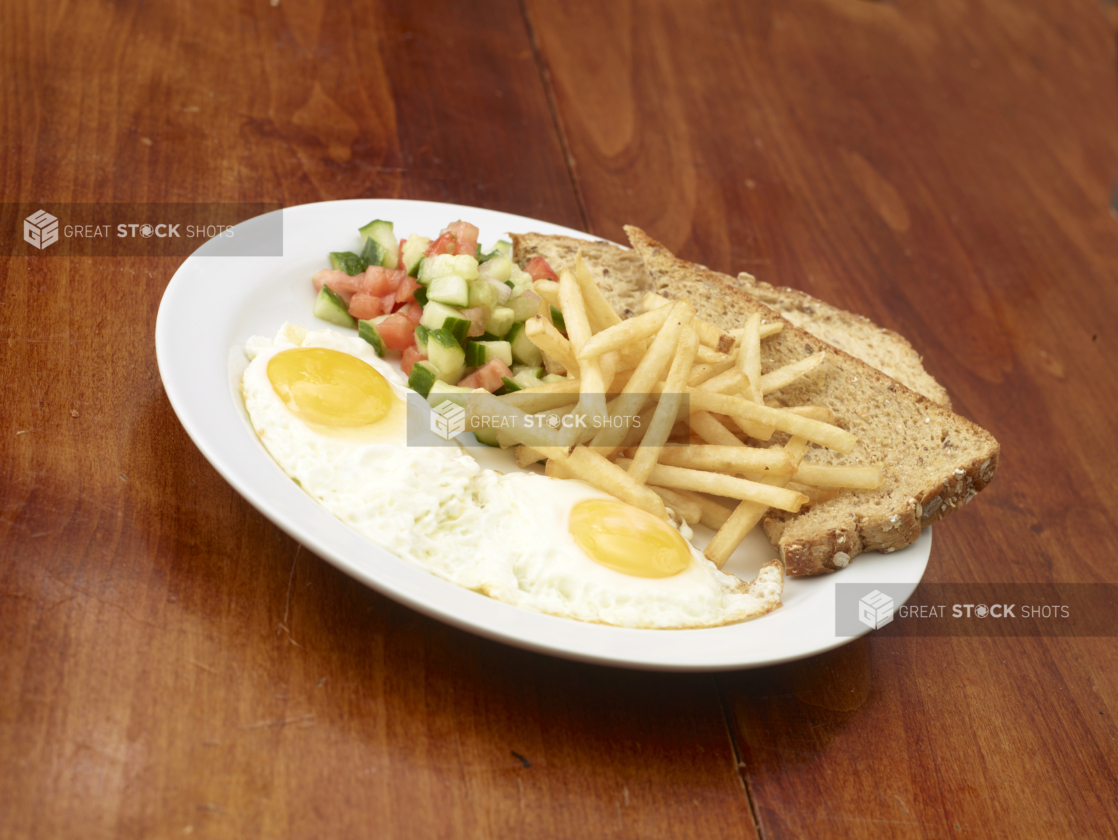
624,226 -> 1000,574
511,228 -> 1000,575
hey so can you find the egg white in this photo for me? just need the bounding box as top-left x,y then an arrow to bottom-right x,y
242,325 -> 783,629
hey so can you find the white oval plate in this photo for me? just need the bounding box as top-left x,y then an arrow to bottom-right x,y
156,199 -> 929,671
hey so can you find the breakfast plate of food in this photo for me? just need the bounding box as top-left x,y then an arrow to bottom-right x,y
155,199 -> 998,671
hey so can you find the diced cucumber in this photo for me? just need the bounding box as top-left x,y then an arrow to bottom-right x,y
358,319 -> 386,358
506,321 -> 543,366
425,380 -> 474,409
330,251 -> 367,275
417,254 -> 479,284
419,301 -> 470,344
510,369 -> 544,390
427,328 -> 466,383
359,238 -> 386,270
507,264 -> 534,297
426,274 -> 470,308
485,306 -> 515,337
467,278 -> 499,309
413,286 -> 428,306
464,340 -> 513,368
313,285 -> 356,328
493,240 -> 512,258
508,294 -> 539,323
407,361 -> 439,398
541,374 -> 566,384
414,325 -> 430,354
499,377 -> 523,393
510,365 -> 543,379
400,234 -> 430,276
477,254 -> 512,283
358,220 -> 400,269
550,306 -> 566,333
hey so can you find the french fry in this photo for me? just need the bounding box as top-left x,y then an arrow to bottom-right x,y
588,301 -> 692,455
559,270 -> 608,426
689,411 -> 747,447
760,352 -> 825,395
703,436 -> 809,568
668,487 -> 735,530
498,380 -> 580,413
515,444 -> 547,468
655,445 -> 796,475
620,405 -> 658,449
525,315 -> 580,377
787,481 -> 843,505
577,305 -> 673,360
627,327 -> 699,484
648,486 -> 703,525
694,344 -> 733,365
613,458 -> 808,513
575,251 -> 624,332
687,355 -> 739,387
786,405 -> 834,423
694,368 -> 747,395
793,462 -> 883,490
738,312 -> 763,404
565,446 -> 669,520
683,390 -> 856,453
729,322 -> 783,340
533,279 -> 561,309
642,292 -> 734,353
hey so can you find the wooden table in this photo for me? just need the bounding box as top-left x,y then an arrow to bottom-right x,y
3,1 -> 1117,837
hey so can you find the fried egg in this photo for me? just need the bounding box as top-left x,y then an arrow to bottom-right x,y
242,324 -> 782,629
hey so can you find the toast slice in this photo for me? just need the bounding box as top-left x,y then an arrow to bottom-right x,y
511,229 -> 1000,574
624,226 -> 999,574
728,274 -> 951,407
511,232 -> 950,404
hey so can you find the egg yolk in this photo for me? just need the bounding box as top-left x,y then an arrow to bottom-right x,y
267,347 -> 394,427
569,499 -> 692,578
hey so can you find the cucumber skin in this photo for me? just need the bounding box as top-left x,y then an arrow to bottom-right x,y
359,220 -> 400,268
407,361 -> 439,398
357,320 -> 387,357
330,251 -> 368,276
313,285 -> 356,328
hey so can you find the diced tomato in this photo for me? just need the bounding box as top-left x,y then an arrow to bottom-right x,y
347,293 -> 382,320
381,292 -> 398,315
312,269 -> 358,302
363,266 -> 406,297
395,276 -> 421,304
425,232 -> 456,257
524,257 -> 558,281
375,314 -> 416,351
458,359 -> 513,392
401,346 -> 427,376
401,301 -> 424,324
444,221 -> 479,256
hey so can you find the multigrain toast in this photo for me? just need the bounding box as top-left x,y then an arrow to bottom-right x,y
510,232 -> 949,404
511,229 -> 1000,575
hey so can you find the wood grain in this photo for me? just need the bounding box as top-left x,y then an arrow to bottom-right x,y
525,0 -> 1118,836
0,0 -> 757,838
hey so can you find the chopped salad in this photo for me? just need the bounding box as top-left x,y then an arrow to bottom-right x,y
310,219 -> 565,410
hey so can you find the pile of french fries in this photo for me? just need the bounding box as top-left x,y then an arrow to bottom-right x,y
465,251 -> 882,570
